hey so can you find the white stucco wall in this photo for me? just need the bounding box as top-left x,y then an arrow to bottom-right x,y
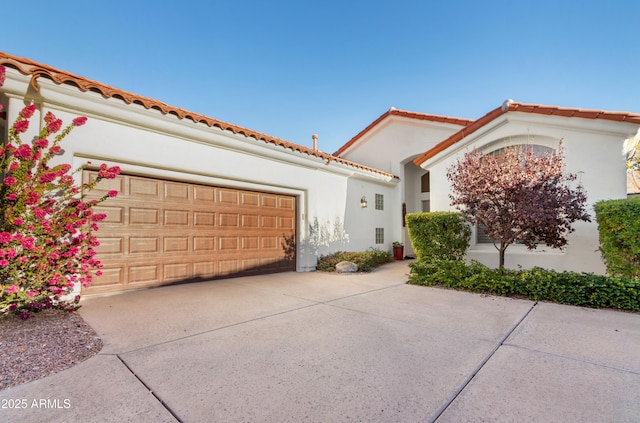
338,115 -> 465,175
1,68 -> 398,272
420,113 -> 638,274
338,115 -> 466,251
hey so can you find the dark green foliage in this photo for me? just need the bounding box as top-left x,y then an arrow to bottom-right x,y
317,249 -> 394,272
408,260 -> 640,312
594,197 -> 640,279
406,212 -> 471,262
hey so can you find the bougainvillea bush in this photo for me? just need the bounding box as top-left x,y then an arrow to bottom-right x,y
0,65 -> 121,319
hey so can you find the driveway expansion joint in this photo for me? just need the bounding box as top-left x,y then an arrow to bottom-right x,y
499,343 -> 640,376
116,355 -> 183,423
429,301 -> 539,422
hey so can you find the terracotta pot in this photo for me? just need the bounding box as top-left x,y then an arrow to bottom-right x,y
393,246 -> 404,261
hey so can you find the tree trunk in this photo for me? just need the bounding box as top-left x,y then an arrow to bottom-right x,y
499,243 -> 506,269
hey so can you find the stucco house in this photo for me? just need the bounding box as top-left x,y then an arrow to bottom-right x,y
1,52 -> 639,295
335,102 -> 640,273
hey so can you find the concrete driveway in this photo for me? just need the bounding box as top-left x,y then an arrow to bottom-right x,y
1,261 -> 639,422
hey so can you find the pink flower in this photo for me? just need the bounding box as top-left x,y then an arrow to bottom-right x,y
72,116 -> 88,126
97,164 -> 121,179
6,249 -> 17,258
13,119 -> 29,133
25,191 -> 39,205
0,66 -> 5,87
46,119 -> 62,133
19,104 -> 38,119
26,290 -> 37,298
20,237 -> 34,250
14,144 -> 33,159
44,111 -> 56,123
34,138 -> 49,149
3,176 -> 16,186
91,213 -> 107,222
7,194 -> 17,201
0,259 -> 9,267
13,218 -> 24,226
8,161 -> 19,171
39,172 -> 57,183
108,190 -> 118,197
6,285 -> 20,294
49,146 -> 62,155
0,232 -> 12,243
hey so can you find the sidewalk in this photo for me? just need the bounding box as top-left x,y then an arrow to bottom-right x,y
1,261 -> 638,422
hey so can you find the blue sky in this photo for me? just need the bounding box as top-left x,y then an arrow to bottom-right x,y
3,0 -> 639,154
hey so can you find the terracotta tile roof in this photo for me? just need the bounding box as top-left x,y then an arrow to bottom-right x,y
0,52 -> 398,180
414,100 -> 640,166
333,107 -> 473,156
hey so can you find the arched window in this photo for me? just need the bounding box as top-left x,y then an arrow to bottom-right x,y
486,144 -> 555,159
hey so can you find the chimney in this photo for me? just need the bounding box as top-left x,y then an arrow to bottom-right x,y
312,134 -> 318,151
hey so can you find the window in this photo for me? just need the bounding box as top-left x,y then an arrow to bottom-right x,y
375,228 -> 384,244
375,194 -> 384,210
486,144 -> 554,160
421,200 -> 430,212
476,223 -> 494,244
421,172 -> 430,193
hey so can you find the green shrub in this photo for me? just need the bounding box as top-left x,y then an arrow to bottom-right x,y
317,249 -> 393,272
406,212 -> 471,263
594,197 -> 640,279
408,260 -> 640,312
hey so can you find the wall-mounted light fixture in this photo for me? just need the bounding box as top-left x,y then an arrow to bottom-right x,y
360,196 -> 368,208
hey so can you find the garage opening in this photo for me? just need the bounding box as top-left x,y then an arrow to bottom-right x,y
82,171 -> 296,295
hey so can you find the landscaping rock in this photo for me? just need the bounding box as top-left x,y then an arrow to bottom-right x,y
335,261 -> 358,273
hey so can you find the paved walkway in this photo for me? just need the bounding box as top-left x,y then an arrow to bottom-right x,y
1,261 -> 639,422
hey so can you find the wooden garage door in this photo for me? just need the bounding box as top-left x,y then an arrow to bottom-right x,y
82,171 -> 296,295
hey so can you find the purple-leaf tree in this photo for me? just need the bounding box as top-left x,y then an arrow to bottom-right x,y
446,144 -> 591,268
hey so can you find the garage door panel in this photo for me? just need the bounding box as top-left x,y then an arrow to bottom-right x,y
194,211 -> 216,227
130,177 -> 161,198
130,208 -> 160,225
84,172 -> 125,194
164,182 -> 189,201
218,189 -> 239,204
261,195 -> 277,208
164,209 -> 189,225
96,237 -> 124,254
129,264 -> 160,284
164,237 -> 190,253
193,237 -> 216,252
164,263 -> 191,281
193,186 -> 215,204
278,197 -> 294,209
219,213 -> 239,227
83,171 -> 296,294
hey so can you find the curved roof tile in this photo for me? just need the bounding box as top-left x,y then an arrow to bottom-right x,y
0,52 -> 397,180
414,101 -> 640,166
333,107 -> 473,156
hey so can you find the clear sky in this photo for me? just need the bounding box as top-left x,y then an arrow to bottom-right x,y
3,0 -> 639,154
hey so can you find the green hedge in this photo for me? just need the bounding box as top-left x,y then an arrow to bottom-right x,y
594,197 -> 640,279
408,260 -> 640,312
317,249 -> 393,272
406,212 -> 471,262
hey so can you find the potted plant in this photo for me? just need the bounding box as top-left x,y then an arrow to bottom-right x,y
392,241 -> 404,261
